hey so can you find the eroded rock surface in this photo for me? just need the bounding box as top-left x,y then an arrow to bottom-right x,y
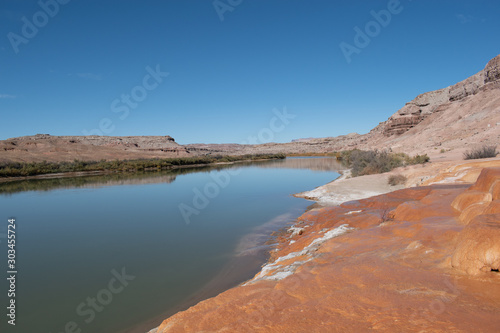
452,213 -> 500,275
451,168 -> 500,224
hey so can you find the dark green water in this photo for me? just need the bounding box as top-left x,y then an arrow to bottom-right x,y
0,157 -> 342,333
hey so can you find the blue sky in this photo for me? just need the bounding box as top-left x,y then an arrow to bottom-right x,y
0,0 -> 499,144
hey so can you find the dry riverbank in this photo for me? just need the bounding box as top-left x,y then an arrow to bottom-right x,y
150,157 -> 500,332
294,169 -> 405,206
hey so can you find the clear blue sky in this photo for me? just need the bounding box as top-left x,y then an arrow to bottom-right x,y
1,0 -> 499,144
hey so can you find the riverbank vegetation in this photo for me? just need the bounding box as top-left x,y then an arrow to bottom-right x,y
286,153 -> 338,157
0,154 -> 286,178
339,150 -> 429,177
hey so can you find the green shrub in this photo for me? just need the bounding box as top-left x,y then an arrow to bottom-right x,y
341,150 -> 429,177
463,145 -> 497,160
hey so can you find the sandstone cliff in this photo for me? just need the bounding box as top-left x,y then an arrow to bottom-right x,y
381,54 -> 500,137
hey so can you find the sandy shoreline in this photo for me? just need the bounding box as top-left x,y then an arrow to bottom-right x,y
294,169 -> 406,205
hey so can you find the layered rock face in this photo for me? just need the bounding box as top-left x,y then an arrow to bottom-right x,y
153,164 -> 500,333
485,54 -> 500,83
14,134 -> 178,149
383,54 -> 500,136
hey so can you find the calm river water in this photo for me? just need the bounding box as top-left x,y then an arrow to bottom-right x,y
0,157 -> 342,333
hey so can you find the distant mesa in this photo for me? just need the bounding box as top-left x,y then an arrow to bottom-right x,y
291,138 -> 316,143
12,134 -> 178,150
0,134 -> 189,163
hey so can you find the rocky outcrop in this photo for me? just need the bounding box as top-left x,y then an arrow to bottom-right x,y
451,213 -> 500,275
448,71 -> 485,102
450,168 -> 500,275
485,54 -> 500,83
383,54 -> 500,136
382,114 -> 425,135
451,168 -> 500,225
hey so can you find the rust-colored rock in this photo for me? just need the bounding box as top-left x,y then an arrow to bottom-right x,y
458,201 -> 491,225
451,190 -> 492,212
485,200 -> 500,214
468,168 -> 500,193
451,213 -> 500,275
450,168 -> 500,224
391,188 -> 461,222
491,180 -> 500,201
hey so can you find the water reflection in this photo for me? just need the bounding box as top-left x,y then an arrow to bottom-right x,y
0,157 -> 343,195
0,157 -> 342,333
252,156 -> 344,172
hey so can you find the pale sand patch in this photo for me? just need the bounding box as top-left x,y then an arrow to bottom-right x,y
295,170 -> 405,206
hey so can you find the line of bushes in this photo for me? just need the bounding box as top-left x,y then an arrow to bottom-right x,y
286,153 -> 338,157
0,154 -> 286,178
339,150 -> 429,177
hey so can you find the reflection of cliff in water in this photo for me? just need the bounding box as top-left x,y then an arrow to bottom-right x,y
0,157 -> 342,195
